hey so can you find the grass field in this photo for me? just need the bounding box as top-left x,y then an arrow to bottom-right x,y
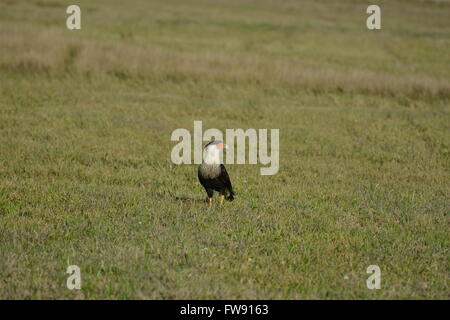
0,0 -> 449,299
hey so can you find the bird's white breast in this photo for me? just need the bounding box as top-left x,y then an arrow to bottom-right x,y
199,164 -> 221,179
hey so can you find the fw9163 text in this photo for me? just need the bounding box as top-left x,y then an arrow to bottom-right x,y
224,304 -> 269,315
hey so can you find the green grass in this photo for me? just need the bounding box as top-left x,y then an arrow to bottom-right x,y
0,0 -> 449,299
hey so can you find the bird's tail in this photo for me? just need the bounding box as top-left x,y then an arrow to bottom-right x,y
227,190 -> 235,201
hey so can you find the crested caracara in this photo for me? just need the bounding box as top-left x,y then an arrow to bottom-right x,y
198,141 -> 235,207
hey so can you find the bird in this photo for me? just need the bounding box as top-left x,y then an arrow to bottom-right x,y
198,140 -> 235,207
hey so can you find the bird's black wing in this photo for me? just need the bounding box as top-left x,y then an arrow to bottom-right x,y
219,164 -> 234,199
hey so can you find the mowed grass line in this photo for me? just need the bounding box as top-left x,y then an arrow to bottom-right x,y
0,0 -> 449,299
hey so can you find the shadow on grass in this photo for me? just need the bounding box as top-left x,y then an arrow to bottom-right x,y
174,196 -> 207,204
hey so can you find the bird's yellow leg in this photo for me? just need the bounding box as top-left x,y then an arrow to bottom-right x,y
208,197 -> 213,208
220,195 -> 224,206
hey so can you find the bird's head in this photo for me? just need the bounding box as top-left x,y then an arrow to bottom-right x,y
203,140 -> 228,164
